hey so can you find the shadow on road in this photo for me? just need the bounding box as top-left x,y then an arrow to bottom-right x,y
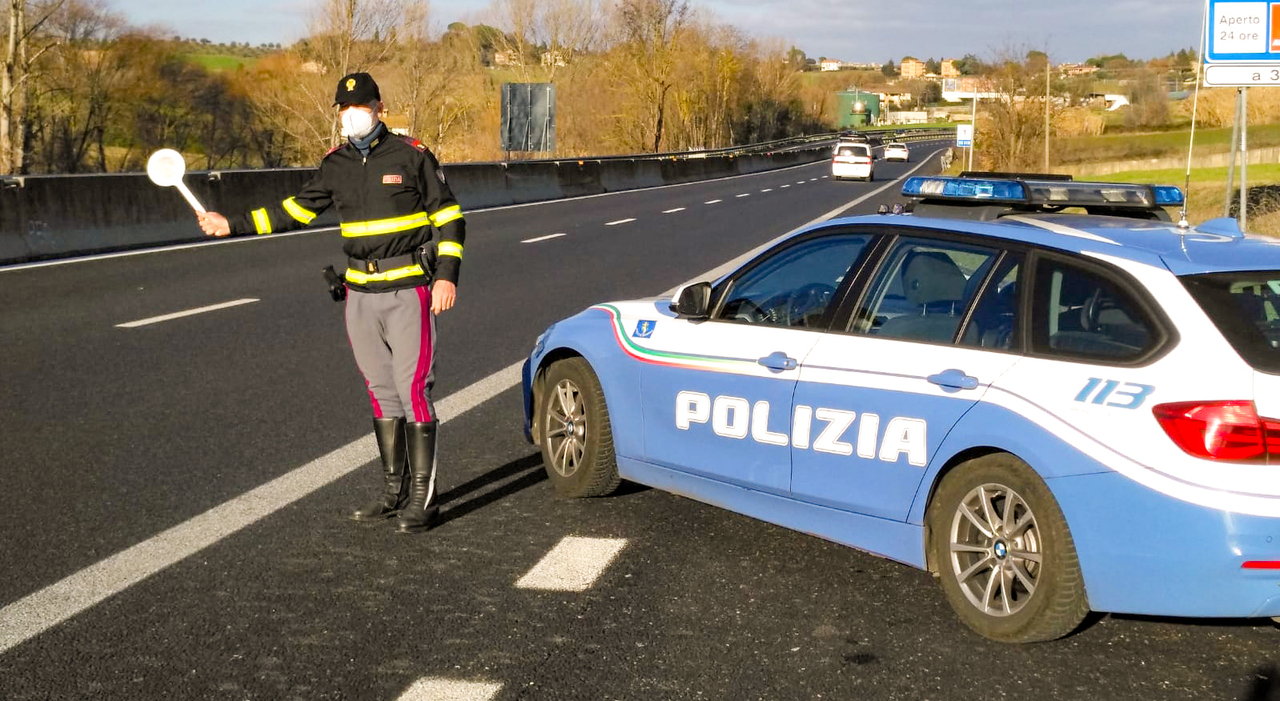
434,453 -> 546,528
1244,663 -> 1280,701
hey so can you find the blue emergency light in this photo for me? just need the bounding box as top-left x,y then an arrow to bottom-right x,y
901,176 -> 1184,210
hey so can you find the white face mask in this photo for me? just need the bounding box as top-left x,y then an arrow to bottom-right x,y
340,107 -> 378,139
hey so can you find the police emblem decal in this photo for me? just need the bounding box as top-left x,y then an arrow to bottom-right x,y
382,174 -> 403,185
632,320 -> 656,339
346,78 -> 356,91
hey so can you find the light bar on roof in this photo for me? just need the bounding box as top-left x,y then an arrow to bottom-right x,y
902,175 -> 1184,209
901,176 -> 1026,202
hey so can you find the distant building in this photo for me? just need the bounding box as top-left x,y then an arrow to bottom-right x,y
900,58 -> 926,79
941,59 -> 960,77
1059,62 -> 1100,77
540,50 -> 566,67
493,50 -> 523,67
300,61 -> 326,74
820,59 -> 844,72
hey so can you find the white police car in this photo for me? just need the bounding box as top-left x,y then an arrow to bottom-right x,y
521,174 -> 1280,642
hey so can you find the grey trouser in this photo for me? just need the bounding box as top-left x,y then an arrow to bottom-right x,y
345,286 -> 437,422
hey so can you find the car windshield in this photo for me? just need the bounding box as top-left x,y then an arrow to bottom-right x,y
1181,272 -> 1280,374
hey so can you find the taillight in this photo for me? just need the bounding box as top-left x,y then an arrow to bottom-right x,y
1152,400 -> 1280,462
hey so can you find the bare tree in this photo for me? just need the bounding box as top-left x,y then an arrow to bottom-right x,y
2,0 -> 65,173
609,0 -> 689,152
251,0 -> 406,153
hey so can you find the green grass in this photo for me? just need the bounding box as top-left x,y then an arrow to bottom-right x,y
1055,124 -> 1280,164
1093,163 -> 1280,235
184,54 -> 257,72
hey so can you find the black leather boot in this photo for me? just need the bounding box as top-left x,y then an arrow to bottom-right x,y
396,420 -> 439,533
350,417 -> 409,521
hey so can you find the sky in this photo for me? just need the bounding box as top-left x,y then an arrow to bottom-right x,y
109,0 -> 1204,63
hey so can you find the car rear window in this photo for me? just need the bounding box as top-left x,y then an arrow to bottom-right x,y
1181,272 -> 1280,374
837,146 -> 868,156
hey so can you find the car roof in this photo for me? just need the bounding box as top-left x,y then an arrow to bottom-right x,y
807,212 -> 1280,276
886,142 -> 907,147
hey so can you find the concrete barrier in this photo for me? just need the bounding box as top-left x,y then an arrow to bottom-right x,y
1,145 -> 833,265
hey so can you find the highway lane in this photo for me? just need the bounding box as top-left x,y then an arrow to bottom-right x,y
4,142 -> 1280,699
0,146 -> 943,611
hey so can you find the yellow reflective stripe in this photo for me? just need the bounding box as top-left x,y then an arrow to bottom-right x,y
438,241 -> 463,259
343,264 -> 426,285
430,205 -> 463,227
340,212 -> 430,237
251,208 -> 272,235
282,197 -> 316,224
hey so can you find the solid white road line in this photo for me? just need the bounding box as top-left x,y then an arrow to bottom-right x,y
116,298 -> 259,328
396,678 -> 503,701
704,199 -> 721,204
0,360 -> 525,656
521,233 -> 566,243
663,207 -> 686,214
515,536 -> 628,592
604,218 -> 635,226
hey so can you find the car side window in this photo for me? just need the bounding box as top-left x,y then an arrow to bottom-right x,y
853,237 -> 1000,343
959,255 -> 1022,352
716,234 -> 872,329
1030,258 -> 1156,362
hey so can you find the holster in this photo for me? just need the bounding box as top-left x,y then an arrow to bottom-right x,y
414,242 -> 437,283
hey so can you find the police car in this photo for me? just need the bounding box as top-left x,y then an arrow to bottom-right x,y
521,174 -> 1280,642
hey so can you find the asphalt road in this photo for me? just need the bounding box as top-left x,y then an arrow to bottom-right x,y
3,144 -> 1279,700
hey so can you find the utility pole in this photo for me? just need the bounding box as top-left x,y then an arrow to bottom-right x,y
1044,57 -> 1051,171
967,84 -> 978,171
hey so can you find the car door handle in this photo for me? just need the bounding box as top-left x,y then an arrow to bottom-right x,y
757,351 -> 798,372
927,369 -> 979,391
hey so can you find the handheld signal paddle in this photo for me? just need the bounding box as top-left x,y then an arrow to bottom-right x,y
146,149 -> 206,213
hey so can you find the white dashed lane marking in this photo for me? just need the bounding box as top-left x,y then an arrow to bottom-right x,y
116,298 -> 259,328
605,218 -> 635,226
521,233 -> 566,243
736,193 -> 750,198
760,188 -> 773,192
781,184 -> 790,188
663,207 -> 686,214
515,536 -> 628,592
704,199 -> 722,204
396,678 -> 503,701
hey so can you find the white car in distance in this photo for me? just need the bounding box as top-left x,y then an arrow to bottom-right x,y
832,143 -> 874,181
884,142 -> 910,162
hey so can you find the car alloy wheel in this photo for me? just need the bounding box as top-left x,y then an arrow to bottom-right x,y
946,482 -> 1042,617
545,377 -> 586,478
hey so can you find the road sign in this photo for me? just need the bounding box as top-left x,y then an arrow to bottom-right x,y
1203,0 -> 1280,83
956,124 -> 973,148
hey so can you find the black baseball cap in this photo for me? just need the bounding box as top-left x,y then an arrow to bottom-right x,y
334,72 -> 380,106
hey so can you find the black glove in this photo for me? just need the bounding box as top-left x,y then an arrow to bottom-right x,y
322,265 -> 347,302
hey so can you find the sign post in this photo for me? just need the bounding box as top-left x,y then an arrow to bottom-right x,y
1200,0 -> 1280,229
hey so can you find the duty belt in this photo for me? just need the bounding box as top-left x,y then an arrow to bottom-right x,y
344,253 -> 427,286
349,253 -> 417,274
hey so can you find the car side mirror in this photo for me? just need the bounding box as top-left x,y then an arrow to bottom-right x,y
670,281 -> 712,318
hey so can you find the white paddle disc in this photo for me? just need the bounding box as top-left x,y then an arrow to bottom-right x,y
146,148 -> 206,213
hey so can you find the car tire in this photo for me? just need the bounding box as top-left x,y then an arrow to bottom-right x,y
927,453 -> 1089,643
538,357 -> 621,498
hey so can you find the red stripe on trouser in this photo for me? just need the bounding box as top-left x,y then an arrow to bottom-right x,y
412,286 -> 435,423
345,294 -> 383,418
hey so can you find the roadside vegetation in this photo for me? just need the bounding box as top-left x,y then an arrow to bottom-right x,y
0,0 -> 826,174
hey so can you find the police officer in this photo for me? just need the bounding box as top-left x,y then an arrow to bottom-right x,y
197,72 -> 464,534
